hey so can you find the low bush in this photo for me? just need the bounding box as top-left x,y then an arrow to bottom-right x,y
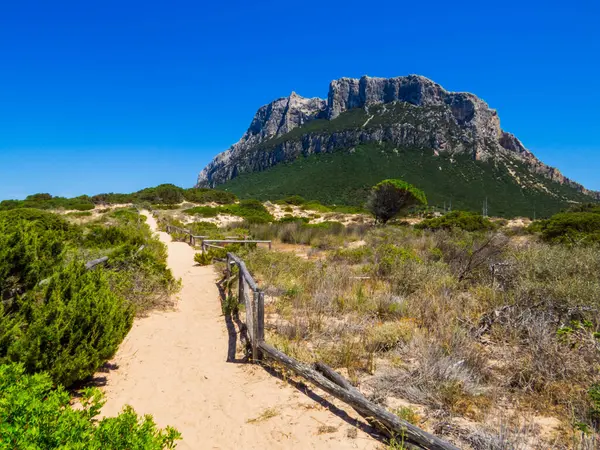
183,187 -> 237,205
136,184 -> 184,205
532,210 -> 600,245
0,194 -> 95,211
301,201 -> 332,213
278,216 -> 310,224
1,263 -> 134,387
0,363 -> 181,449
0,209 -> 73,298
184,206 -> 220,217
0,207 -> 177,386
278,195 -> 306,206
194,252 -> 213,266
184,200 -> 273,224
416,210 -> 496,232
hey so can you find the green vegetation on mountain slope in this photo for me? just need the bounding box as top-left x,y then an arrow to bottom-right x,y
219,143 -> 594,218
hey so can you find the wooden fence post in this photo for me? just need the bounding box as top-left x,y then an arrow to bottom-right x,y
252,290 -> 260,361
238,264 -> 244,306
256,291 -> 265,360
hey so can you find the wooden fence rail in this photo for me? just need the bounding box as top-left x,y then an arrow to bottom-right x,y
224,251 -> 458,450
157,216 -> 272,251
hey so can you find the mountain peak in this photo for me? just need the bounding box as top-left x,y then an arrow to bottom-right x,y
197,75 -> 599,207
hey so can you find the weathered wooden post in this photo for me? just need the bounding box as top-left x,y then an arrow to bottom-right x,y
256,291 -> 265,360
252,290 -> 261,361
238,264 -> 244,307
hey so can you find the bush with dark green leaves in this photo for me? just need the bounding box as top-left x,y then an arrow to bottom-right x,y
0,209 -> 74,298
136,184 -> 184,205
278,195 -> 306,206
183,206 -> 220,218
415,210 -> 496,232
92,192 -> 136,204
0,194 -> 95,211
184,199 -> 273,224
183,187 -> 237,205
0,207 -> 178,387
0,363 -> 180,449
367,179 -> 427,224
531,206 -> 600,245
1,263 -> 134,386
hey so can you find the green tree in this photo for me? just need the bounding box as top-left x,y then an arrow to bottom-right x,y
367,179 -> 427,224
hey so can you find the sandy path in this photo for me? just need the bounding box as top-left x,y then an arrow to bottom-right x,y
99,212 -> 379,449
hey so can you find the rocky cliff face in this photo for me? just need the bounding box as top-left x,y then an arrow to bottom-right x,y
198,75 -> 599,200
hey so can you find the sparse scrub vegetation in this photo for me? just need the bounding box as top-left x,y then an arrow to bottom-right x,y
184,199 -> 273,223
415,210 -> 496,232
231,210 -> 600,448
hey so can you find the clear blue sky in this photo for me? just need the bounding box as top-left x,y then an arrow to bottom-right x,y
1,0 -> 599,200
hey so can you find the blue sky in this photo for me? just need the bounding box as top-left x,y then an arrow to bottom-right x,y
1,0 -> 599,200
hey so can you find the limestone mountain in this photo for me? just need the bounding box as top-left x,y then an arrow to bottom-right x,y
197,75 -> 599,217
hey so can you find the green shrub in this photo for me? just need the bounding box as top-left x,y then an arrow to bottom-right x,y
0,194 -> 95,211
187,221 -> 220,237
194,247 -> 230,266
373,244 -> 421,277
151,204 -> 180,210
66,211 -> 93,217
184,206 -> 220,217
301,201 -> 332,213
531,210 -> 600,245
278,216 -> 310,224
136,184 -> 184,205
416,211 -> 496,232
91,192 -> 136,204
1,263 -> 134,386
331,246 -> 373,264
184,200 -> 273,224
0,363 -> 180,449
0,210 -> 74,298
184,188 -> 237,205
278,195 -> 306,206
194,252 -> 213,266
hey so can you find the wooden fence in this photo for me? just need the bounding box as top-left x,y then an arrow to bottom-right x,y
161,221 -> 271,251
224,251 -> 458,450
155,212 -> 457,450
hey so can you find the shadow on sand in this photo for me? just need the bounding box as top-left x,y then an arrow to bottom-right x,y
215,275 -> 384,443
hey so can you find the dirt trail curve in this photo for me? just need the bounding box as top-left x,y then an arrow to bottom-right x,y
99,211 -> 379,449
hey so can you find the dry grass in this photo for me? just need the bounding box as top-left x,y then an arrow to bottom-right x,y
237,223 -> 600,448
246,407 -> 279,424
